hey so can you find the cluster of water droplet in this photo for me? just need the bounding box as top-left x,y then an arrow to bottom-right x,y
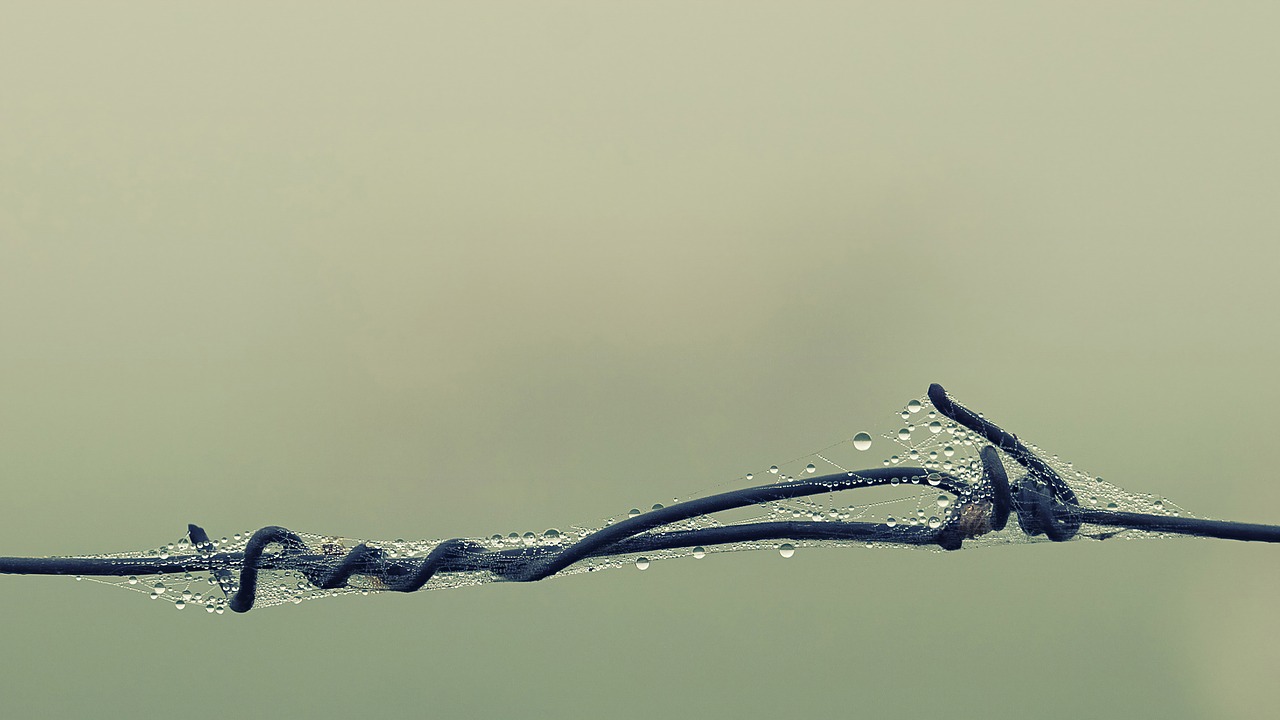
78,393 -> 1196,610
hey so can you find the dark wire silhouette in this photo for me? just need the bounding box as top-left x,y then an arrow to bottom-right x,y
2,383 -> 1277,612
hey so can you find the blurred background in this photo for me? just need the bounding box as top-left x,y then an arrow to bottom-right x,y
1,3 -> 1276,718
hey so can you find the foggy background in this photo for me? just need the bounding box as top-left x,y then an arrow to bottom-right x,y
1,3 -> 1276,718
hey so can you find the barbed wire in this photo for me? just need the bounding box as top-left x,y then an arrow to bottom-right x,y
3,383 -> 1276,613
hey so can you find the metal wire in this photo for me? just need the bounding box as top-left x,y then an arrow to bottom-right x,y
3,383 -> 1277,613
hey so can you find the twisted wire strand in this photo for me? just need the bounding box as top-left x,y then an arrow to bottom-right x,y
3,383 -> 1278,613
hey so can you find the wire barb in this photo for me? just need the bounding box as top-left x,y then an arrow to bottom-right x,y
3,383 -> 1278,613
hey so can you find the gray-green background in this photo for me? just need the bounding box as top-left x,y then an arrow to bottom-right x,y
2,3 -> 1276,718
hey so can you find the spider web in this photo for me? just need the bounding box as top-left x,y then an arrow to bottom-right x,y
72,392 -> 1188,613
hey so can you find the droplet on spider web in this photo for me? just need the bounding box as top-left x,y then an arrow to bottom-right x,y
778,543 -> 795,558
852,432 -> 873,451
635,558 -> 650,570
907,400 -> 922,413
805,464 -> 816,474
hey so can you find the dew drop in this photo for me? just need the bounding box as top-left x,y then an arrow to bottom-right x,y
928,516 -> 942,529
943,446 -> 955,457
852,432 -> 873,451
174,601 -> 186,610
543,528 -> 562,542
127,576 -> 138,585
936,495 -> 950,508
907,399 -> 922,413
1106,501 -> 1119,510
928,421 -> 942,434
897,428 -> 911,441
778,543 -> 795,558
745,473 -> 754,481
652,503 -> 665,511
805,464 -> 816,474
635,557 -> 650,570
885,517 -> 897,527
628,508 -> 641,518
769,465 -> 780,474
927,473 -> 941,486
153,582 -> 166,595
692,546 -> 706,559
